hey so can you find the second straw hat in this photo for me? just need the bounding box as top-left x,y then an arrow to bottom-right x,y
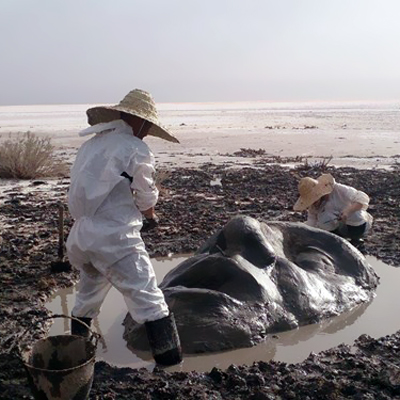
293,174 -> 335,211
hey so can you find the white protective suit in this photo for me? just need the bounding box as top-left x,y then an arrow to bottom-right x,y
306,182 -> 373,232
66,119 -> 169,324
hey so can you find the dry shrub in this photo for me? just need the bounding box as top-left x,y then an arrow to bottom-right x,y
296,156 -> 333,173
0,132 -> 69,179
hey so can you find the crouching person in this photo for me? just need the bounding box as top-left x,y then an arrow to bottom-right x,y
293,173 -> 373,247
66,89 -> 182,366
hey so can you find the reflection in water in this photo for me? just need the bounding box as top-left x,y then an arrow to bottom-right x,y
166,299 -> 371,373
93,317 -> 107,351
50,286 -> 73,332
60,287 -> 70,332
46,256 -> 400,372
277,301 -> 369,347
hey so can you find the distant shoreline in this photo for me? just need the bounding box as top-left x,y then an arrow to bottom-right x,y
0,98 -> 399,110
0,101 -> 399,170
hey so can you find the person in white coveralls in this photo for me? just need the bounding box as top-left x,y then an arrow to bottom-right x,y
293,173 -> 373,247
66,89 -> 182,366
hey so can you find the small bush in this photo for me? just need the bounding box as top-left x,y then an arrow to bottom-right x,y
295,156 -> 333,174
0,132 -> 69,179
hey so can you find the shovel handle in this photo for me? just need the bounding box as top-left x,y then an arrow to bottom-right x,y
58,203 -> 64,260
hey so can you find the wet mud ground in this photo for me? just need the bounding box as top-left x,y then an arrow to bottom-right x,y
1,155 -> 400,399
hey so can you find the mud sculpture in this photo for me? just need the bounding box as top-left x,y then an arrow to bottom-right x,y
124,216 -> 379,354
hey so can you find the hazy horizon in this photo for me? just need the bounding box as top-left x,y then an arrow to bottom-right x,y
1,99 -> 398,113
1,0 -> 399,106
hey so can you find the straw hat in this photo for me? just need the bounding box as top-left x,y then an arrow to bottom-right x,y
293,174 -> 335,211
86,89 -> 180,143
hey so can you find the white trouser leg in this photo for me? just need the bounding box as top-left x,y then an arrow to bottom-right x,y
72,263 -> 112,319
104,251 -> 169,324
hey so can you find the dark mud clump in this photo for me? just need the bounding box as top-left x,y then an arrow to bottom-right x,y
1,162 -> 399,399
144,163 -> 400,266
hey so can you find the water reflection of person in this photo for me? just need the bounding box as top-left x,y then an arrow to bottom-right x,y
293,174 -> 373,247
59,286 -> 73,332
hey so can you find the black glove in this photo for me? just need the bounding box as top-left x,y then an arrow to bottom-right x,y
141,216 -> 159,232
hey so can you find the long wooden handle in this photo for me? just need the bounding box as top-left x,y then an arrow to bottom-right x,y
58,203 -> 64,260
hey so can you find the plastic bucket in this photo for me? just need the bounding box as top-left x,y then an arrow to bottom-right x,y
19,314 -> 99,400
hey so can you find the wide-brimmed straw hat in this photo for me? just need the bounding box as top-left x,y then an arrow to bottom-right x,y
293,174 -> 335,211
86,89 -> 180,143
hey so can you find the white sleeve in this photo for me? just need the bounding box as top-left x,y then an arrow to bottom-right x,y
336,183 -> 370,209
352,190 -> 370,208
128,151 -> 159,212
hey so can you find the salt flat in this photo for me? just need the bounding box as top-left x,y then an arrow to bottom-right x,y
0,100 -> 399,169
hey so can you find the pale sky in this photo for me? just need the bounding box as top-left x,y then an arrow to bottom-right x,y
1,0 -> 399,105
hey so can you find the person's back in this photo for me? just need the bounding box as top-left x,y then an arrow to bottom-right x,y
69,119 -> 155,222
67,119 -> 159,269
66,89 -> 182,366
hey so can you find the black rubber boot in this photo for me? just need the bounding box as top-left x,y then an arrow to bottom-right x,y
145,313 -> 182,366
71,315 -> 92,338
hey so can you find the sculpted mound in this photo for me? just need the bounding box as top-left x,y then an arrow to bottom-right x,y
124,216 -> 379,353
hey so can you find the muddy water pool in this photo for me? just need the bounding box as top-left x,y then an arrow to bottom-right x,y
46,256 -> 400,373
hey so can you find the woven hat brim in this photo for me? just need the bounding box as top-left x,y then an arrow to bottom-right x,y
293,191 -> 327,211
86,106 -> 180,144
293,175 -> 334,211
